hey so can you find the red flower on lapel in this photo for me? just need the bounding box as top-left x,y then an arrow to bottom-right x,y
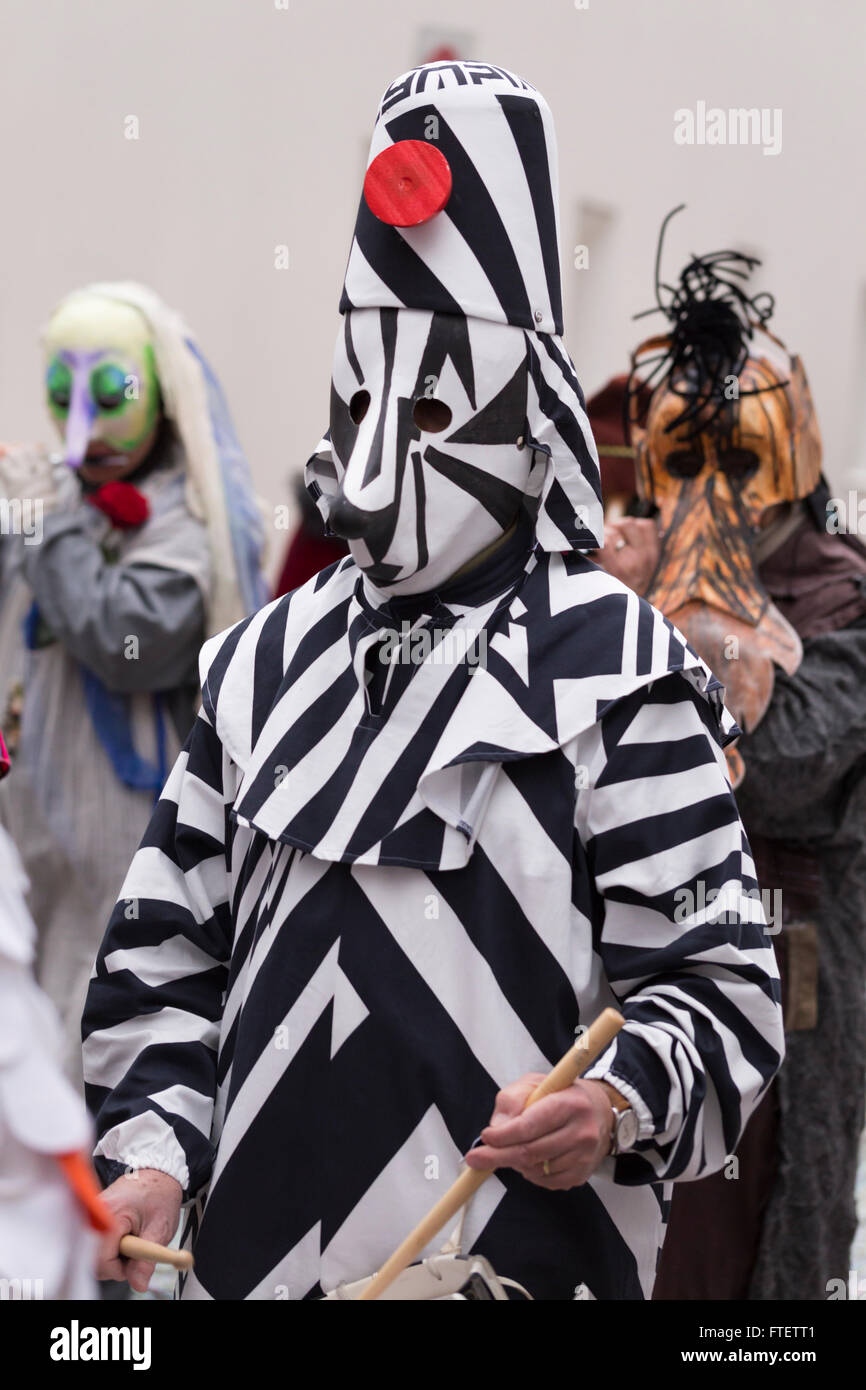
87,481 -> 150,529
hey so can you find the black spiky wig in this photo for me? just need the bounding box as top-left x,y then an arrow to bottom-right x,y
625,205 -> 786,442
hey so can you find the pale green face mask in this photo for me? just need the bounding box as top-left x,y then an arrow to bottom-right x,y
43,295 -> 161,471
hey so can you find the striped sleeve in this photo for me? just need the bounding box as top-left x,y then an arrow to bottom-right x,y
81,706 -> 234,1198
575,673 -> 784,1183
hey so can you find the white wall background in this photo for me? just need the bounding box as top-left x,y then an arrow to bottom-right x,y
1,0 -> 864,575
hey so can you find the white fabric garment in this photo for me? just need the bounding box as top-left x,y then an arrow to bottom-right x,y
0,457 -> 203,1085
0,824 -> 98,1299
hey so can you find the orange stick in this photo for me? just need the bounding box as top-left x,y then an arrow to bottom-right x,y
55,1152 -> 116,1233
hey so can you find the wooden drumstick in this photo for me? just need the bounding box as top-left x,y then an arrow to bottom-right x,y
357,1006 -> 624,1301
119,1235 -> 193,1271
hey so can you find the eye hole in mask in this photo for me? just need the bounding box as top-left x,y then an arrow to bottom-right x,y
349,390 -> 370,425
665,449 -> 704,479
719,447 -> 760,482
413,397 -> 452,433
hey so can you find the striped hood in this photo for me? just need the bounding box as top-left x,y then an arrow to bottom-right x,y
307,61 -> 604,557
341,62 -> 564,334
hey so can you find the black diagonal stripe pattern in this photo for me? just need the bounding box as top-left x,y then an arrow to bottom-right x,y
526,339 -> 602,503
344,313 -> 363,385
423,444 -> 526,527
496,94 -> 563,333
444,358 -> 526,445
383,105 -> 534,328
339,194 -> 464,319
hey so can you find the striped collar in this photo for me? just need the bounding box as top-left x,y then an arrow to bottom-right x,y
201,552 -> 734,870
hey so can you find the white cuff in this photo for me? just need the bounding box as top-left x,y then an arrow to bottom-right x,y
94,1111 -> 190,1190
583,1066 -> 655,1143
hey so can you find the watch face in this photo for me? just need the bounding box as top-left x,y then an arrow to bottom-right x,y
616,1108 -> 639,1152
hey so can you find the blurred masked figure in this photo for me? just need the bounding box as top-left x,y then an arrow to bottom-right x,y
0,284 -> 267,1086
620,216 -> 866,1300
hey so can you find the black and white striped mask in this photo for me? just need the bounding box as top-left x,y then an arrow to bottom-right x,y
307,61 -> 605,593
312,307 -> 537,593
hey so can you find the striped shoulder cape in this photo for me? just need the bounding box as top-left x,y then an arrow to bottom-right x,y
198,548 -> 739,868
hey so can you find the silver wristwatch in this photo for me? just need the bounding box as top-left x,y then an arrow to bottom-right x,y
609,1102 -> 639,1156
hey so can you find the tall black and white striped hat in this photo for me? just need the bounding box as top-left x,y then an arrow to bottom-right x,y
310,60 -> 603,552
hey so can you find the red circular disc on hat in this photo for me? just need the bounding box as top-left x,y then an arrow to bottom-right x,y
364,140 -> 452,227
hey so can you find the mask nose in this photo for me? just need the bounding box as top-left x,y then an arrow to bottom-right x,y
328,495 -> 373,541
63,372 -> 96,470
328,491 -> 397,555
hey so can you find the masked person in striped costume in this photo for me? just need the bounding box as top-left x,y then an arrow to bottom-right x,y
83,62 -> 784,1301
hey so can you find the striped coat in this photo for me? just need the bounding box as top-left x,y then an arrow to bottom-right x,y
82,548 -> 784,1299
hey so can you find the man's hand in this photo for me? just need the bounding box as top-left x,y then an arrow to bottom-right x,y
593,516 -> 660,594
463,1076 -> 612,1190
97,1168 -> 183,1292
